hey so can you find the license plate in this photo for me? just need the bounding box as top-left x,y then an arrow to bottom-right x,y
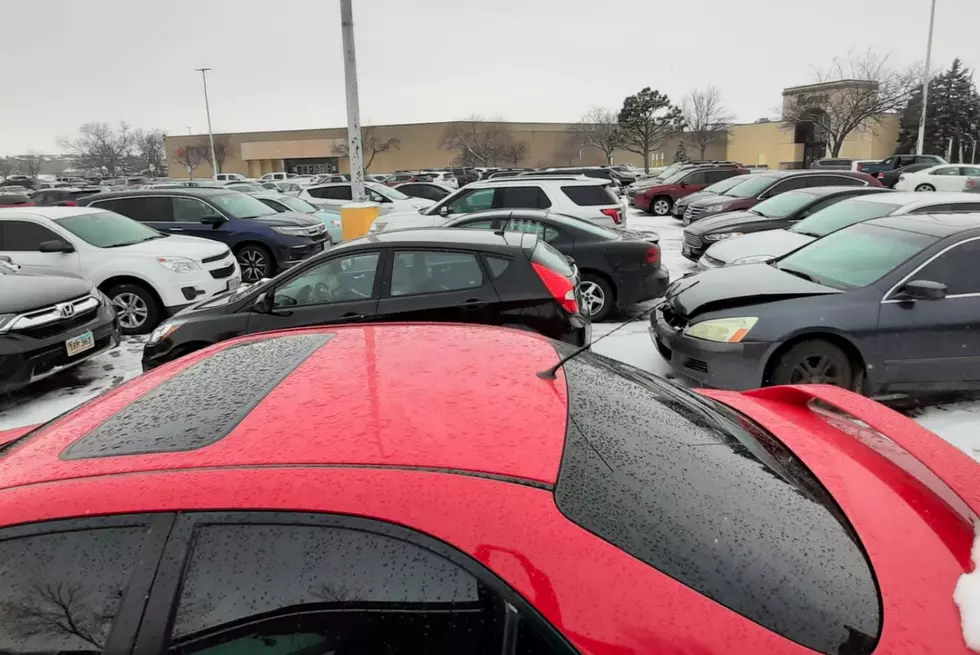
226,276 -> 241,291
66,331 -> 94,357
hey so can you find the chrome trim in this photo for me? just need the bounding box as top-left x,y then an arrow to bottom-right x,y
880,235 -> 980,303
29,335 -> 119,383
5,295 -> 100,332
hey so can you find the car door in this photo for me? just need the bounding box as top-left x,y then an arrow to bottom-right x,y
171,196 -> 233,245
376,248 -> 500,326
678,170 -> 710,195
927,166 -> 965,191
246,250 -> 383,334
876,237 -> 980,391
0,219 -> 81,274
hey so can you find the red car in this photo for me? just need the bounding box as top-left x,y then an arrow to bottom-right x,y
633,166 -> 748,215
0,323 -> 976,654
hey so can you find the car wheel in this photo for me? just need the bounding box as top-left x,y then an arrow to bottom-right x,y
770,339 -> 854,389
236,245 -> 274,283
651,197 -> 672,216
107,283 -> 161,335
915,183 -> 936,192
579,274 -> 614,322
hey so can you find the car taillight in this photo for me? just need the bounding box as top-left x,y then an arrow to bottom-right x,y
62,200 -> 78,206
600,207 -> 623,224
967,179 -> 977,189
645,245 -> 661,265
532,262 -> 579,314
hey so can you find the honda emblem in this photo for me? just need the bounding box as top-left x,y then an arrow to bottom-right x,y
58,302 -> 75,318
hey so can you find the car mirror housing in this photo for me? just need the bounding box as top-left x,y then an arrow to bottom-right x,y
39,239 -> 75,253
200,215 -> 227,225
252,292 -> 274,313
900,279 -> 947,302
438,205 -> 451,217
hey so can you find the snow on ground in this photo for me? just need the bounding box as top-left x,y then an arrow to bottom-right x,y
1,207 -> 979,461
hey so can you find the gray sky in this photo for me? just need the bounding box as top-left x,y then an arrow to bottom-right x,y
1,0 -> 978,155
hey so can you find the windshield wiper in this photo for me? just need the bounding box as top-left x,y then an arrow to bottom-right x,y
749,209 -> 765,217
143,234 -> 168,241
778,265 -> 816,282
793,229 -> 820,238
104,240 -> 144,248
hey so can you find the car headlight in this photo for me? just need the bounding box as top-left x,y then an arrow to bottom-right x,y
733,254 -> 774,265
704,232 -> 742,242
685,317 -> 758,343
706,204 -> 730,213
271,226 -> 311,236
147,319 -> 185,346
156,256 -> 201,274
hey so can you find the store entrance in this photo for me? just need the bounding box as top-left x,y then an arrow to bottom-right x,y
285,157 -> 339,176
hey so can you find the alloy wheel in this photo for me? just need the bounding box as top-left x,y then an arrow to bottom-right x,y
653,199 -> 671,215
579,281 -> 606,317
112,292 -> 149,330
789,354 -> 845,386
238,249 -> 269,282
915,184 -> 935,192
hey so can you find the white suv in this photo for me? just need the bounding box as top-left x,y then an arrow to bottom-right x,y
0,207 -> 241,335
368,176 -> 626,233
215,173 -> 249,183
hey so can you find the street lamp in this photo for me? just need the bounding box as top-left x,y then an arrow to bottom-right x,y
195,67 -> 219,180
340,0 -> 365,202
916,0 -> 938,156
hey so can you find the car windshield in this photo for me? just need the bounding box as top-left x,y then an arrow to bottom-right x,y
55,210 -> 166,248
209,192 -> 276,219
369,182 -> 409,200
751,190 -> 819,218
660,170 -> 692,185
776,222 -> 936,290
701,175 -> 747,194
789,198 -> 902,238
724,175 -> 777,198
276,196 -> 318,213
228,184 -> 262,192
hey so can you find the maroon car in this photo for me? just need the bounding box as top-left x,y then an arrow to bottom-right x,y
681,170 -> 882,225
634,166 -> 748,215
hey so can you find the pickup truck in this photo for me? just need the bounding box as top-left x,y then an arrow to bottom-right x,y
857,153 -> 947,176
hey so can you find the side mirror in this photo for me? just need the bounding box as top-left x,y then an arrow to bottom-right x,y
899,279 -> 947,302
680,181 -> 688,187
252,291 -> 274,313
39,239 -> 75,253
439,205 -> 451,217
200,214 -> 226,225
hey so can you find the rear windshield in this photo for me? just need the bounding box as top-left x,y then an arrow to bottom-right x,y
531,241 -> 573,276
555,351 -> 880,655
561,185 -> 617,206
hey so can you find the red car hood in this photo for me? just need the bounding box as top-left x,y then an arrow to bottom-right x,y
704,384 -> 978,654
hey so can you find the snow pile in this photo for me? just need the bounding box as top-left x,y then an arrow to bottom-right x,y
954,523 -> 980,652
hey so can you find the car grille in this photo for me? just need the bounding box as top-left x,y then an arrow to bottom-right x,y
209,264 -> 236,279
683,231 -> 703,249
202,250 -> 231,264
14,307 -> 99,340
684,206 -> 706,221
684,357 -> 709,373
8,295 -> 100,339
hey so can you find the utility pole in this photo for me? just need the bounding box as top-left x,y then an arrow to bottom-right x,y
340,0 -> 365,202
195,67 -> 219,180
916,0 -> 937,155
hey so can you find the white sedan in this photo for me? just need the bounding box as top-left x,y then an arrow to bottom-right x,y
298,182 -> 435,216
895,164 -> 980,192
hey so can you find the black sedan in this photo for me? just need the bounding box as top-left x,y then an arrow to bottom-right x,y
681,186 -> 891,262
652,212 -> 980,396
444,209 -> 669,321
142,229 -> 590,369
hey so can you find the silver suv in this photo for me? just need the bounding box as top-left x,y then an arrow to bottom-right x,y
368,176 -> 626,233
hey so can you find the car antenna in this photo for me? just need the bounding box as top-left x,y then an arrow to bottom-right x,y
536,279 -> 700,380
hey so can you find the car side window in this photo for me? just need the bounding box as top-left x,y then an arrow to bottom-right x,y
447,188 -> 495,214
391,250 -> 484,296
457,219 -> 495,230
96,196 -> 173,222
705,170 -> 736,184
806,175 -> 864,188
497,187 -> 551,210
273,252 -> 380,308
0,525 -> 148,653
258,198 -> 287,212
505,218 -> 560,243
931,167 -> 961,176
173,197 -> 219,222
484,255 -> 511,278
0,220 -> 63,250
683,171 -> 708,185
909,239 -> 980,296
961,166 -> 980,177
765,177 -> 810,196
165,522 -> 565,655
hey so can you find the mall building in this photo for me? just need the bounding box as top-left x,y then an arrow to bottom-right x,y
164,81 -> 900,178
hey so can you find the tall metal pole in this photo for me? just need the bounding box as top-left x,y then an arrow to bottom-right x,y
196,68 -> 219,180
916,0 -> 937,156
340,0 -> 365,202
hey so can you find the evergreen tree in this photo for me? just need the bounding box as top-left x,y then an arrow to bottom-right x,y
896,59 -> 980,160
673,140 -> 689,163
617,88 -> 685,172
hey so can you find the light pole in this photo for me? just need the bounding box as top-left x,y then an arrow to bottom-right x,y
340,0 -> 365,202
916,0 -> 937,156
195,67 -> 219,180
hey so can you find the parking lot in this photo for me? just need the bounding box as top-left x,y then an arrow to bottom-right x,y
3,205 -> 977,462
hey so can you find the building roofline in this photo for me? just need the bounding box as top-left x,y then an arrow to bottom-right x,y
782,79 -> 879,95
171,120 -> 580,141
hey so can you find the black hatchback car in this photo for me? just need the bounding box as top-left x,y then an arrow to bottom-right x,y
444,209 -> 668,321
652,213 -> 980,396
142,229 -> 591,369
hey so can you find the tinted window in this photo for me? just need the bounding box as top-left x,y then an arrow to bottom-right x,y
704,169 -> 738,184
174,197 -> 219,221
0,220 -> 61,250
168,524 -> 503,655
497,186 -> 551,209
561,185 -> 616,206
766,176 -> 812,196
0,526 -> 147,653
682,171 -> 708,185
961,166 -> 980,177
505,218 -> 559,242
258,198 -> 288,212
307,186 -> 352,200
274,252 -> 380,308
391,251 -> 484,296
931,167 -> 961,176
92,196 -> 173,222
446,188 -> 495,213
555,352 -> 881,655
807,175 -> 865,188
484,255 -> 511,278
457,219 -> 494,230
911,238 -> 980,295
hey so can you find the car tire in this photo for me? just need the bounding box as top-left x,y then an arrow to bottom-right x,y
236,244 -> 274,283
107,283 -> 161,336
915,183 -> 936,192
579,273 -> 615,322
770,339 -> 856,390
651,196 -> 673,216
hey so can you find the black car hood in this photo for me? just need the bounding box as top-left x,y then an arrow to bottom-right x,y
1,272 -> 94,314
669,263 -> 841,317
705,230 -> 814,264
250,211 -> 319,228
686,210 -> 777,235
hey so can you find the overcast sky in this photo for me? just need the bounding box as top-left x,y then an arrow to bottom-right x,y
1,0 -> 978,155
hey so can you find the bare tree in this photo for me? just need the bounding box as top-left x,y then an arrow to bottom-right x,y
133,129 -> 167,176
58,123 -> 134,176
570,107 -> 621,164
173,145 -> 205,180
442,116 -> 521,167
782,49 -> 918,157
501,140 -> 529,166
0,580 -> 119,650
682,86 -> 734,159
22,151 -> 44,179
198,136 -> 231,174
333,126 -> 401,171
0,157 -> 15,179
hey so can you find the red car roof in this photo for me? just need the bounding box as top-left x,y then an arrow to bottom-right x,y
0,324 -> 569,491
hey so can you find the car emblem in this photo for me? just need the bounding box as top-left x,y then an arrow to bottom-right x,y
58,302 -> 75,318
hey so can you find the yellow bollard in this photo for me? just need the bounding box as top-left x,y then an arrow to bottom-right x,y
340,202 -> 380,241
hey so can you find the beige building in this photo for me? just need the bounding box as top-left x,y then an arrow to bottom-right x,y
165,81 -> 900,179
